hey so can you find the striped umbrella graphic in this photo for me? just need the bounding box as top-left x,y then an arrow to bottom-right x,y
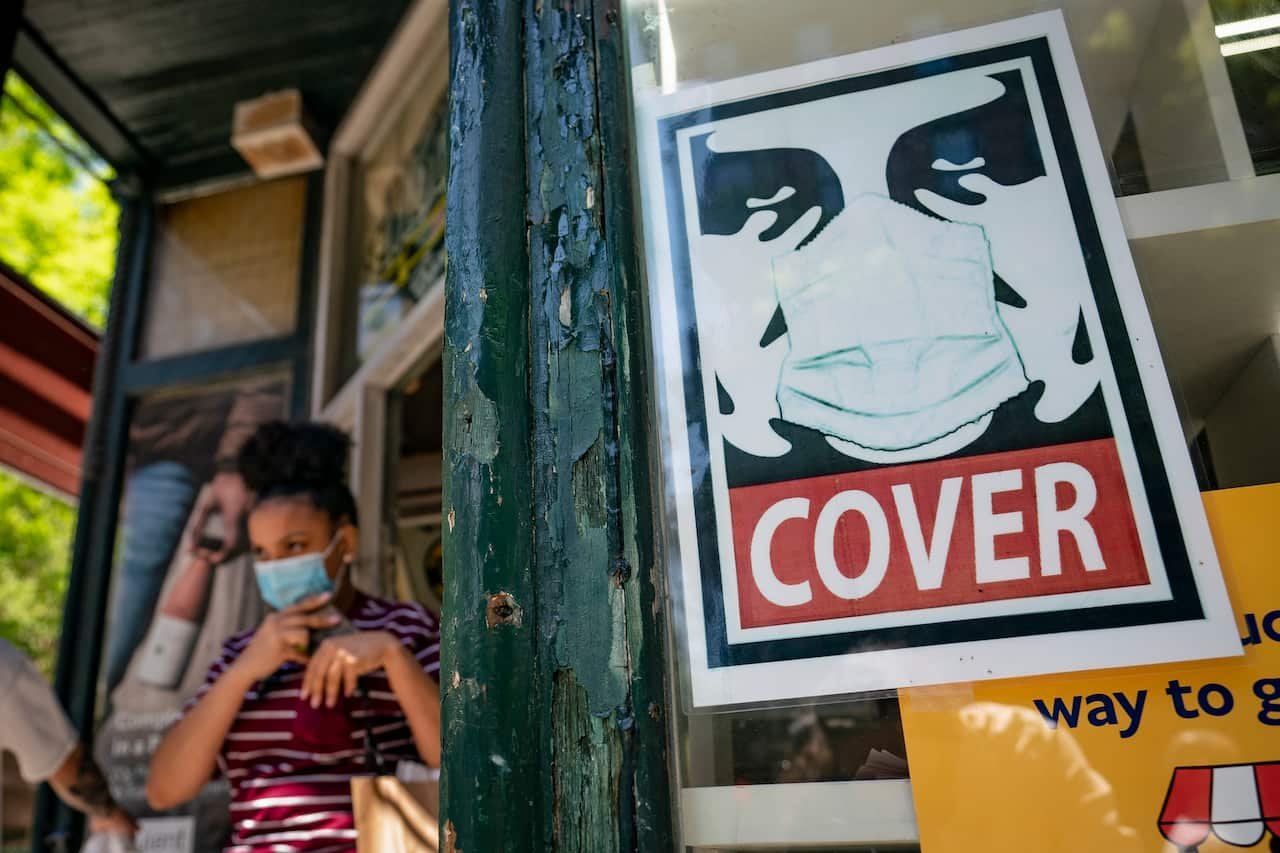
1159,761 -> 1280,850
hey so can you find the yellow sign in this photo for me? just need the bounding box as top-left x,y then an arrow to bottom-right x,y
901,484 -> 1280,852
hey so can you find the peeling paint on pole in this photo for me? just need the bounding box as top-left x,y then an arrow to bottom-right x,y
450,361 -> 500,465
441,0 -> 540,850
590,0 -> 677,847
524,3 -> 672,851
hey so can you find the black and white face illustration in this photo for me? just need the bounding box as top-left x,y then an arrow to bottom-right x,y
684,59 -> 1103,469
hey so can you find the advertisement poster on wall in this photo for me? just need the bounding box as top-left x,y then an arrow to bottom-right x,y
902,484 -> 1280,852
95,375 -> 286,852
633,11 -> 1239,706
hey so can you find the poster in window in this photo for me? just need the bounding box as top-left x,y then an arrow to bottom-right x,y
95,375 -> 287,852
634,11 -> 1239,707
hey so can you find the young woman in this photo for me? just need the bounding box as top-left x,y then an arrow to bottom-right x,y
147,422 -> 441,852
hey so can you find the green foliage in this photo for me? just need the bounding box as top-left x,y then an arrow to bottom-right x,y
0,73 -> 118,328
0,469 -> 74,679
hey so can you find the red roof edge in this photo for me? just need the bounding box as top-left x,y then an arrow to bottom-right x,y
0,263 -> 100,498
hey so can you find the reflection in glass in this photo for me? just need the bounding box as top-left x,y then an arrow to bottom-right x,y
1211,0 -> 1280,175
340,97 -> 448,383
628,0 -> 1261,195
682,698 -> 907,788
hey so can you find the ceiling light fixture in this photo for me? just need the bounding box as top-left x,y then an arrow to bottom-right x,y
1220,32 -> 1280,56
1215,13 -> 1280,39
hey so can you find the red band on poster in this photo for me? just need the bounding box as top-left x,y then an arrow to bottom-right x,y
729,438 -> 1148,628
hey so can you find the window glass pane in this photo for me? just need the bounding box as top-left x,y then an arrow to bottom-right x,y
140,178 -> 305,359
337,85 -> 448,387
627,0 -> 1265,194
1211,0 -> 1280,175
622,1 -> 1280,850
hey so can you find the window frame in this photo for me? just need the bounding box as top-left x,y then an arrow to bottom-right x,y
310,0 -> 449,584
623,0 -> 1279,849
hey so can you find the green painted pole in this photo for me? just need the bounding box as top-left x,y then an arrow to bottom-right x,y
442,0 -> 675,849
440,0 -> 540,849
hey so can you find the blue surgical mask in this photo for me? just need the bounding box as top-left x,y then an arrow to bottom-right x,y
254,532 -> 342,611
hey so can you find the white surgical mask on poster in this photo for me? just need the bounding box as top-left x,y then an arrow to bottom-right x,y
770,192 -> 1028,456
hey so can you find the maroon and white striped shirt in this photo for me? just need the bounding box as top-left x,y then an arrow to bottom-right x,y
188,593 -> 441,853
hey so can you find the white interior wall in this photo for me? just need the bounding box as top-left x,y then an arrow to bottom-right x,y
1205,335 -> 1280,488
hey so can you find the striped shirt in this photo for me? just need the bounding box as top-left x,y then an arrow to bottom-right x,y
188,594 -> 440,853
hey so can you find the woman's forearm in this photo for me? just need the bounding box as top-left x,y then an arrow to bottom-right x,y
48,744 -> 122,819
146,663 -> 255,809
383,643 -> 442,767
161,555 -> 214,621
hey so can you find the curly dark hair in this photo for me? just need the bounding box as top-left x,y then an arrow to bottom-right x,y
237,421 -> 359,527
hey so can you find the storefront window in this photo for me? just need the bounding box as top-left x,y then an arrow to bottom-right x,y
623,2 -> 1280,850
140,179 -> 305,359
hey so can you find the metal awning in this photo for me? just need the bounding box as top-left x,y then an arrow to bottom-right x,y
0,262 -> 96,498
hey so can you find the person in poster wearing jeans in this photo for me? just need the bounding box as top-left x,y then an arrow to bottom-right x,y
105,380 -> 283,692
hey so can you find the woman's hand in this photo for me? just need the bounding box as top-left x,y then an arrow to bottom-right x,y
148,595 -> 341,811
232,593 -> 341,682
89,807 -> 139,838
188,472 -> 252,563
301,630 -> 400,708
